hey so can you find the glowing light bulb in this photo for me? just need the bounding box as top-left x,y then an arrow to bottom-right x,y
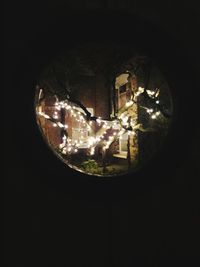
44,114 -> 50,119
147,90 -> 155,96
126,100 -> 133,107
138,87 -> 144,93
122,117 -> 128,124
90,147 -> 95,155
53,114 -> 58,119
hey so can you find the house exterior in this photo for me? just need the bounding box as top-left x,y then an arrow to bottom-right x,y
37,71 -> 139,166
113,72 -> 138,163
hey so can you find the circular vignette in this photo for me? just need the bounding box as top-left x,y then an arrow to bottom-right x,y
35,41 -> 173,177
15,10 -> 198,194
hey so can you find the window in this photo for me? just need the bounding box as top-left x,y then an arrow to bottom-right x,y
72,128 -> 88,142
119,132 -> 128,154
113,132 -> 128,159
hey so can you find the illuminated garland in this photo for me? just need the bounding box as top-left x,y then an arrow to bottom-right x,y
37,86 -> 161,155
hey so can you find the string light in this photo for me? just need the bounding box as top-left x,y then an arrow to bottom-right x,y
90,147 -> 95,155
147,108 -> 154,114
146,90 -> 155,97
126,100 -> 134,107
38,90 -> 162,156
96,118 -> 102,124
138,87 -> 144,93
53,114 -> 58,119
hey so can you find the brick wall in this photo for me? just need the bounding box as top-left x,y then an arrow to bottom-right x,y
74,74 -> 110,119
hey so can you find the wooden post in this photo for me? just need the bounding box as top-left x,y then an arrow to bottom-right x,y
102,148 -> 107,173
127,134 -> 131,169
60,107 -> 66,140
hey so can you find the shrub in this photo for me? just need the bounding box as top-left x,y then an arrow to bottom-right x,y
80,160 -> 100,174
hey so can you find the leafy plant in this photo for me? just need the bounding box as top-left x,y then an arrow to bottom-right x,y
80,160 -> 100,174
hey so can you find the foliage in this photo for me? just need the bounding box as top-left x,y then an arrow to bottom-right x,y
80,159 -> 100,174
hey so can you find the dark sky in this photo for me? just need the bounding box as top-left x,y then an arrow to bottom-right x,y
3,1 -> 200,266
